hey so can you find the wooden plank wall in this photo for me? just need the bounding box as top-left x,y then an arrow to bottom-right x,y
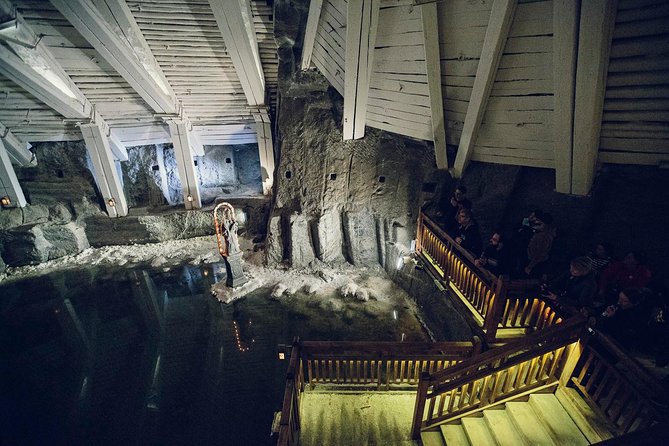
599,0 -> 669,166
311,0 -> 347,95
471,0 -> 555,168
252,0 -> 279,116
365,3 -> 432,141
0,73 -> 80,141
131,0 -> 252,125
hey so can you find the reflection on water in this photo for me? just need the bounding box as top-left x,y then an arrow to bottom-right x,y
0,262 -> 425,446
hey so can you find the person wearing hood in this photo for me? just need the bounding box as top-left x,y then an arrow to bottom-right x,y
523,212 -> 557,277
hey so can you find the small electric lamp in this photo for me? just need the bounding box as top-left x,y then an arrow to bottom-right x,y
0,196 -> 11,207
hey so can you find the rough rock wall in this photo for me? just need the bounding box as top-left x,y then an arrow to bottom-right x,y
122,143 -> 262,207
266,71 -> 440,268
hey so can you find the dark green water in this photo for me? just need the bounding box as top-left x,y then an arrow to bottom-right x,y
0,262 -> 424,446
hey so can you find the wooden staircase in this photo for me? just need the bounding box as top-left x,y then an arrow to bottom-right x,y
421,388 -> 614,446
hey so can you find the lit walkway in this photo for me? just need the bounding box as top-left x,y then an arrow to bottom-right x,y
299,391 -> 417,446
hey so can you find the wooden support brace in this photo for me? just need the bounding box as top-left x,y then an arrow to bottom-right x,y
209,0 -> 266,106
80,122 -> 128,217
301,0 -> 324,70
343,0 -> 379,140
253,110 -> 275,195
0,45 -> 89,119
452,0 -> 517,178
571,0 -> 618,196
167,120 -> 202,210
552,0 -> 580,194
0,121 -> 35,166
0,138 -> 27,207
421,2 -> 448,170
51,0 -> 177,114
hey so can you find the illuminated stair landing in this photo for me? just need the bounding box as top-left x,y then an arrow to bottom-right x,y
421,388 -> 615,446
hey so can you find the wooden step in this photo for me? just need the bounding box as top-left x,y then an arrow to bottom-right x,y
555,386 -> 615,443
461,417 -> 496,446
421,430 -> 445,446
483,408 -> 528,446
506,401 -> 557,446
530,393 -> 589,445
440,423 -> 469,446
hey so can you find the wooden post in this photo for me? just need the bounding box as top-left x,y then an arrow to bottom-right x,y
421,2 -> 448,170
167,120 -> 202,210
0,122 -> 34,166
452,0 -> 517,178
571,0 -> 618,196
552,0 -> 580,194
0,139 -> 27,207
80,122 -> 129,217
484,276 -> 508,342
301,0 -> 324,70
558,340 -> 584,387
343,0 -> 379,140
416,210 -> 424,253
253,109 -> 275,195
411,371 -> 431,440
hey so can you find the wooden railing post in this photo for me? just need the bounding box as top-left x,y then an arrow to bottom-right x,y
483,276 -> 507,342
416,210 -> 424,253
411,371 -> 431,440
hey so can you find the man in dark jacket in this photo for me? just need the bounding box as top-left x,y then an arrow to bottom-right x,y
543,257 -> 597,312
454,208 -> 482,256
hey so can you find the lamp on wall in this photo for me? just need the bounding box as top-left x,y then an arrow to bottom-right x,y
186,194 -> 194,202
0,195 -> 11,207
107,198 -> 116,207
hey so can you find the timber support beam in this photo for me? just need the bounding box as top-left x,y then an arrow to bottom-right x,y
166,120 -> 202,210
0,139 -> 27,207
343,0 -> 379,140
571,0 -> 618,196
452,0 -> 517,178
80,122 -> 128,217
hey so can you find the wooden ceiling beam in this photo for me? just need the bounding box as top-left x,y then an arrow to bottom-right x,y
52,0 -> 207,156
452,0 -> 517,178
51,0 -> 177,115
208,0 -> 266,106
0,1 -> 129,163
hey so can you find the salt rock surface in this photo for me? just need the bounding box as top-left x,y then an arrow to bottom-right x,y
340,282 -> 358,298
355,287 -> 370,302
271,283 -> 288,298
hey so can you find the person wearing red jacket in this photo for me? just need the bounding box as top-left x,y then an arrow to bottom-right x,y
598,251 -> 651,303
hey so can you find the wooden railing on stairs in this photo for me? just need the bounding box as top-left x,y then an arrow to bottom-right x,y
411,316 -> 588,439
571,330 -> 666,435
276,339 -> 482,446
416,210 -> 566,341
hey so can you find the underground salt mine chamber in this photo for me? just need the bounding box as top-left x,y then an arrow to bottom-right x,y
2,0 -> 669,444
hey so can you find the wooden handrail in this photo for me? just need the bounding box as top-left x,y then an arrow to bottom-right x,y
429,316 -> 586,383
416,209 -> 567,341
571,330 -> 667,434
410,316 -> 587,438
